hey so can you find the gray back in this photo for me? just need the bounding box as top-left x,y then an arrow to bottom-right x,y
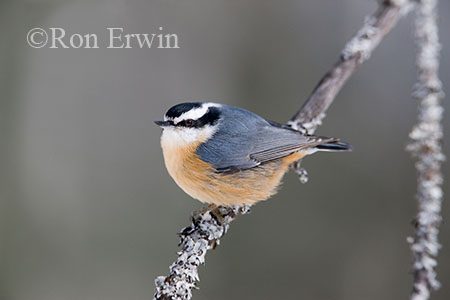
195,105 -> 324,172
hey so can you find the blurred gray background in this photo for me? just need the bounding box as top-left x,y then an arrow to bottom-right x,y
1,0 -> 449,299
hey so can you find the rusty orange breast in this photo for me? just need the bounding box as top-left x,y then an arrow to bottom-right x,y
161,133 -> 309,206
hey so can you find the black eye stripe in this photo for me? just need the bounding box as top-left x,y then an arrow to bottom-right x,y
176,119 -> 195,127
172,107 -> 221,128
195,107 -> 220,127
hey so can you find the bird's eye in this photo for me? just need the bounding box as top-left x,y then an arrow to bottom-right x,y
184,119 -> 195,127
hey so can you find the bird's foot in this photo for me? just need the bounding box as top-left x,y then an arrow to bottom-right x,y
192,204 -> 227,226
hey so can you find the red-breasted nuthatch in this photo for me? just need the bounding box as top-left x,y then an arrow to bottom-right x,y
155,102 -> 350,206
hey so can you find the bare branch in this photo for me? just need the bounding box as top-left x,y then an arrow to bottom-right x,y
289,0 -> 413,134
406,0 -> 444,299
153,1 -> 414,299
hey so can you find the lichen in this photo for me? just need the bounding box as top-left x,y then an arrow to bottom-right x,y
154,205 -> 251,300
406,1 -> 444,299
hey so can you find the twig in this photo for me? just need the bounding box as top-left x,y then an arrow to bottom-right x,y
154,1 -> 413,299
288,0 -> 413,134
406,0 -> 444,299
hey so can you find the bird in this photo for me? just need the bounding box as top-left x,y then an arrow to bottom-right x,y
155,102 -> 350,206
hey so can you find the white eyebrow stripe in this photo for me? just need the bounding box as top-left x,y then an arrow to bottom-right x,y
166,103 -> 221,123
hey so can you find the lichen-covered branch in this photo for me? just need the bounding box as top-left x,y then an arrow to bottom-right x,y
154,206 -> 250,300
406,0 -> 444,299
153,1 -> 414,299
288,0 -> 413,134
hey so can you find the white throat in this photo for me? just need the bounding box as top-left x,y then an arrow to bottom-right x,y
160,125 -> 216,149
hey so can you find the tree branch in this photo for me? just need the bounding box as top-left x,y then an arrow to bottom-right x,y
154,1 -> 413,299
288,0 -> 413,134
154,206 -> 250,300
406,0 -> 444,299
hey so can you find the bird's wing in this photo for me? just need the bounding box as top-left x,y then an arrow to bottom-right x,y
196,121 -> 335,174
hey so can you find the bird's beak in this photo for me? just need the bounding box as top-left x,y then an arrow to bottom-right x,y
154,120 -> 172,127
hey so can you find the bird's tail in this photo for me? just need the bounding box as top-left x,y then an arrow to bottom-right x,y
316,140 -> 352,152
